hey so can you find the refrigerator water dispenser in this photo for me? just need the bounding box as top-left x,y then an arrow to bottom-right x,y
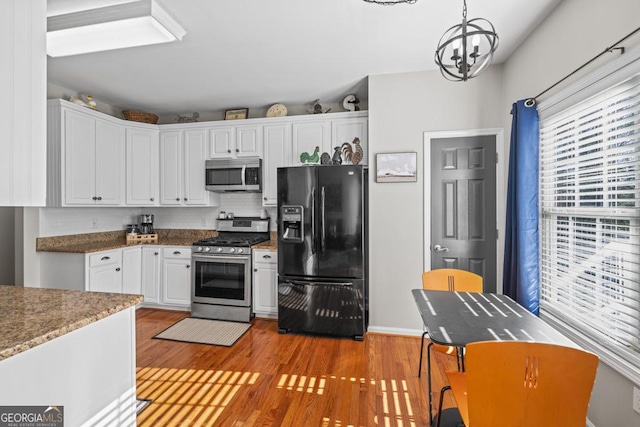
281,205 -> 304,241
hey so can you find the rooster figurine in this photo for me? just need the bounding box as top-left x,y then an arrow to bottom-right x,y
341,142 -> 353,164
351,137 -> 363,165
300,146 -> 320,164
331,146 -> 343,165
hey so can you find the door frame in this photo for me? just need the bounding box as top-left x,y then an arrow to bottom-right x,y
423,129 -> 506,293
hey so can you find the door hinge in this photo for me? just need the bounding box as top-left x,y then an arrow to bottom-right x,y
496,229 -> 499,239
495,153 -> 499,163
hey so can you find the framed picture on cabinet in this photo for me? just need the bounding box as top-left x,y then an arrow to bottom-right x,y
224,108 -> 249,120
375,152 -> 417,183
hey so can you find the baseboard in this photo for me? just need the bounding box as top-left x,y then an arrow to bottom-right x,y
587,419 -> 595,427
367,326 -> 422,337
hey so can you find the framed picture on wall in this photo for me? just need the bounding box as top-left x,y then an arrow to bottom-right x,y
375,152 -> 417,183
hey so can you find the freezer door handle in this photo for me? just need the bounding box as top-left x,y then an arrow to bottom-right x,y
321,186 -> 326,252
284,279 -> 353,287
311,187 -> 316,253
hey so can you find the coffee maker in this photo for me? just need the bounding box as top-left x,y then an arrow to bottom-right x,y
139,214 -> 155,234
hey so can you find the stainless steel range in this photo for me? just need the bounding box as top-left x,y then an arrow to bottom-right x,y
191,217 -> 270,322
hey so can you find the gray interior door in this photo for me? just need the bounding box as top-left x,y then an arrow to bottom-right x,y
430,135 -> 497,292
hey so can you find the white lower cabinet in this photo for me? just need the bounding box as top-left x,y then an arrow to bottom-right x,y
141,247 -> 161,304
253,249 -> 277,317
87,250 -> 123,293
161,247 -> 192,307
122,247 -> 142,294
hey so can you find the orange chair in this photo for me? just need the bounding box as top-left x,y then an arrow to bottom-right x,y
419,268 -> 483,426
436,341 -> 599,427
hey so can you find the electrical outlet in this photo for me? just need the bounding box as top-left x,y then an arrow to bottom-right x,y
633,386 -> 640,414
201,217 -> 207,226
91,218 -> 98,229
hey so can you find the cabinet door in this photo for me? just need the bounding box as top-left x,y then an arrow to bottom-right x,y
95,119 -> 125,205
122,247 -> 142,295
64,110 -> 96,205
209,127 -> 235,159
141,247 -> 161,304
262,124 -> 291,206
183,129 -> 209,205
126,127 -> 159,205
236,125 -> 262,157
159,131 -> 183,205
292,121 -> 330,165
253,250 -> 277,316
89,263 -> 123,293
332,118 -> 368,166
162,248 -> 191,306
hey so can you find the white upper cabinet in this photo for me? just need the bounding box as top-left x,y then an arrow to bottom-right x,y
0,1 -> 46,206
63,110 -> 124,205
262,124 -> 292,206
160,129 -> 209,206
48,101 -> 125,207
292,121 -> 331,165
126,126 -> 160,206
332,117 -> 368,166
209,125 -> 261,159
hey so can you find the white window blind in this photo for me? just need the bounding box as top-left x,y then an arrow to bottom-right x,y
539,72 -> 640,366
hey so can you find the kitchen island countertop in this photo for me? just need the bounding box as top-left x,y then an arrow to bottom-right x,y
0,285 -> 142,361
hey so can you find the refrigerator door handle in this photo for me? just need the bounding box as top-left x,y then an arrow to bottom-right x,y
321,186 -> 326,252
285,279 -> 354,287
311,187 -> 316,253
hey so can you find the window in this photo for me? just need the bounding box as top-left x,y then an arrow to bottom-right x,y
539,72 -> 640,371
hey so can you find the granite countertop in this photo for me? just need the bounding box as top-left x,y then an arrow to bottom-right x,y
252,232 -> 277,250
0,285 -> 143,361
36,229 -> 217,254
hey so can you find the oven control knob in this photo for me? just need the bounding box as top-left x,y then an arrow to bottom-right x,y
236,248 -> 244,254
229,248 -> 235,253
197,246 -> 203,252
204,247 -> 211,252
216,247 -> 223,253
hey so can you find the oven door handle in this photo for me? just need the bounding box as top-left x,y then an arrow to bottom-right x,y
192,254 -> 251,262
241,164 -> 247,186
284,279 -> 353,287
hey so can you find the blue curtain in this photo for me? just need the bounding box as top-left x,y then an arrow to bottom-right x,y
503,99 -> 540,315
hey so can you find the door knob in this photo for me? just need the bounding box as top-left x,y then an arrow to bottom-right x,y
433,244 -> 449,253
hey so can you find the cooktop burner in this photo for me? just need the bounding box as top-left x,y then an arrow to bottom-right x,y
194,235 -> 269,247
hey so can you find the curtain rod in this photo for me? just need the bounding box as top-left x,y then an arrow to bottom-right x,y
532,26 -> 640,102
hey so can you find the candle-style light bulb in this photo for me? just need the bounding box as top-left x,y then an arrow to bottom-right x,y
471,34 -> 480,58
452,38 -> 461,58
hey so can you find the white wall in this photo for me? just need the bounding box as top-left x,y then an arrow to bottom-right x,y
367,67 -> 505,334
501,0 -> 640,425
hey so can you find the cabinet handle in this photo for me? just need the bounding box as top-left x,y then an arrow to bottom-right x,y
176,197 -> 180,201
101,256 -> 110,261
154,252 -> 159,255
236,148 -> 239,152
184,198 -> 188,201
254,268 -> 258,272
173,251 -> 181,255
186,265 -> 191,269
227,149 -> 231,153
264,197 -> 267,201
92,196 -> 97,200
97,196 -> 102,201
263,255 -> 272,259
116,267 -> 121,272
150,198 -> 154,201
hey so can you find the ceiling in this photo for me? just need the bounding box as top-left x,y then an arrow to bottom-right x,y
47,0 -> 563,120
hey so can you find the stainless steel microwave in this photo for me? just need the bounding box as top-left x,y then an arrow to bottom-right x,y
205,158 -> 262,192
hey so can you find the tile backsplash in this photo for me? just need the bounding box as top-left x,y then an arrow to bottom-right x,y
38,193 -> 277,237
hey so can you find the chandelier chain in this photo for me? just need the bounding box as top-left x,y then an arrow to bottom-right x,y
462,0 -> 467,19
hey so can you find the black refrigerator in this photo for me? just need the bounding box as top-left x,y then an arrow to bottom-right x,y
277,165 -> 368,340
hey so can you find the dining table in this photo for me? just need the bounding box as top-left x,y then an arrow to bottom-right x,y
412,288 -> 577,426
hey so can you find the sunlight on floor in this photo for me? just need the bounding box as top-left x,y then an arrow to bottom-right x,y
136,366 -> 259,426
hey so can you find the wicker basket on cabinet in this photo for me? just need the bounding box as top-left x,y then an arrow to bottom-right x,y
122,110 -> 159,124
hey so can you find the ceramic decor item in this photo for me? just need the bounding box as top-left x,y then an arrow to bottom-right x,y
300,146 -> 320,164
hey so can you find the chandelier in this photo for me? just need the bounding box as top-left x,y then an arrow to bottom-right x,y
434,0 -> 499,81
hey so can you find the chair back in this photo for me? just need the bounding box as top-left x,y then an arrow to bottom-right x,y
422,268 -> 483,293
465,341 -> 599,427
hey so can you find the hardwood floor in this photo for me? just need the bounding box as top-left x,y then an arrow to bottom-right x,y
135,308 -> 457,427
